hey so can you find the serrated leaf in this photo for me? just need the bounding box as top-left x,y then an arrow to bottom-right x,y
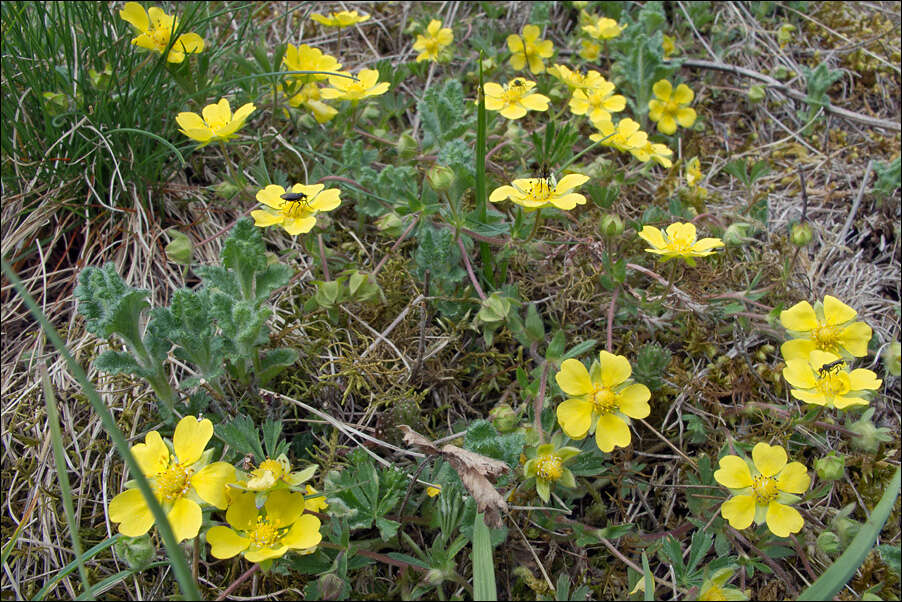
217,414 -> 265,460
258,348 -> 298,386
525,303 -> 544,342
93,350 -> 147,378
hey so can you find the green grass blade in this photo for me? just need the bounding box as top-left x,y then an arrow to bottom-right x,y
798,466 -> 901,601
41,362 -> 94,599
641,551 -> 654,602
475,51 -> 494,285
32,535 -> 121,601
1,258 -> 202,601
472,512 -> 497,601
74,561 -> 168,600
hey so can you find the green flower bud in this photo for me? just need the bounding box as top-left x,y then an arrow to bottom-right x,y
375,212 -> 404,237
213,180 -> 240,199
847,408 -> 893,454
425,568 -> 445,587
790,222 -> 813,247
747,84 -> 766,104
113,533 -> 155,570
164,230 -> 193,266
396,132 -> 418,159
723,222 -> 754,246
600,214 -> 624,237
883,341 -> 901,377
489,403 -> 518,433
88,63 -> 113,90
427,165 -> 455,192
833,516 -> 861,546
815,452 -> 845,481
817,531 -> 842,556
361,104 -> 380,121
317,573 -> 345,601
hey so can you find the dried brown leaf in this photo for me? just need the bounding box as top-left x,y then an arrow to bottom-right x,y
398,424 -> 439,455
439,444 -> 508,478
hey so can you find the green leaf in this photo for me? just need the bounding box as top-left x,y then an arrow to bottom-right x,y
877,544 -> 901,576
417,79 -> 473,149
74,264 -> 150,343
93,350 -> 147,378
642,551 -> 654,602
798,467 -> 901,600
258,347 -> 298,386
472,513 -> 497,601
217,414 -> 266,460
525,303 -> 545,343
463,419 -> 525,468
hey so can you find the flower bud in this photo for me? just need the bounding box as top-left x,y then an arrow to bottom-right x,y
723,222 -> 753,246
361,104 -> 381,121
396,132 -> 418,159
213,180 -> 240,199
375,212 -> 403,237
817,531 -> 842,556
848,408 -> 892,454
489,403 -> 518,433
427,165 -> 455,192
790,222 -> 813,247
815,452 -> 845,481
114,534 -> 155,570
165,230 -> 193,266
425,568 -> 445,587
747,84 -> 766,103
883,341 -> 901,377
600,214 -> 624,237
317,573 -> 345,601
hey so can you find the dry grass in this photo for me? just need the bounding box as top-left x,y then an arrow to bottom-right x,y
2,1 -> 900,600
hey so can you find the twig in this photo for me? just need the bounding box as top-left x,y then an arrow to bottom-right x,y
673,58 -> 900,132
457,236 -> 486,301
638,419 -> 697,470
317,234 -> 330,281
411,270 -> 429,381
533,362 -> 551,443
216,564 -> 259,601
726,527 -> 799,597
606,288 -> 618,352
372,214 -> 419,277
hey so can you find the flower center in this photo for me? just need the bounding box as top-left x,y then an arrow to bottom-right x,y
751,474 -> 779,504
816,371 -> 851,398
155,462 -> 192,503
811,325 -> 839,352
666,231 -> 695,252
525,178 -> 552,201
281,195 -> 311,218
534,454 -> 563,481
664,99 -> 680,114
249,516 -> 283,549
592,387 -> 616,415
423,38 -> 440,54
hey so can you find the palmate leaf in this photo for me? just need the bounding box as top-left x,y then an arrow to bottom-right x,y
74,264 -> 150,343
417,79 -> 472,149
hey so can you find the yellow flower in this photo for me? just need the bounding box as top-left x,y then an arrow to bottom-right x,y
631,141 -> 674,168
108,416 -> 236,543
483,78 -> 550,120
589,118 -> 648,152
304,485 -> 329,512
578,39 -> 602,61
582,16 -> 626,40
714,442 -> 810,537
426,485 -> 441,498
489,173 -> 589,211
783,350 -> 882,410
282,43 -> 342,83
779,296 -> 873,361
251,183 -> 341,236
698,567 -> 748,601
119,2 -> 204,63
637,222 -> 724,266
568,79 -> 627,124
555,351 -> 651,453
523,437 -> 580,502
206,489 -> 322,563
233,454 -> 318,494
648,80 -> 697,135
547,64 -> 604,91
319,68 -> 390,102
686,157 -> 704,187
662,34 -> 677,58
176,98 -> 255,147
310,10 -> 370,28
283,82 -> 338,123
506,24 -> 554,74
413,19 -> 453,63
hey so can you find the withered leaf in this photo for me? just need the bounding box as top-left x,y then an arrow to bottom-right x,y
398,426 -> 509,527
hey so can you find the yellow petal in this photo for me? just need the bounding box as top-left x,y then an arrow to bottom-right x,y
206,525 -> 250,559
175,111 -> 205,132
657,115 -> 677,135
280,514 -> 323,550
790,388 -> 828,406
255,184 -> 287,209
780,339 -> 817,362
720,495 -> 755,529
245,544 -> 289,563
807,350 -> 840,373
598,351 -> 631,388
489,185 -> 517,203
173,32 -> 204,54
752,442 -> 787,478
847,368 -> 881,391
309,188 -> 341,212
556,398 -> 594,439
777,462 -> 810,494
173,415 -> 213,465
833,395 -> 869,409
765,502 -> 803,537
780,301 -> 818,332
617,383 -> 651,418
225,490 -> 259,530
555,359 -> 594,396
203,98 -> 231,126
554,173 -> 590,193
837,322 -> 872,356
119,2 -> 149,32
109,489 -> 154,537
167,497 -> 202,543
549,192 -> 586,210
823,295 -> 857,326
282,215 -> 317,236
131,430 -> 169,476
518,93 -> 550,111
672,84 -> 695,104
264,489 -> 306,526
675,107 -> 696,128
595,413 -> 631,452
251,209 -> 284,228
638,226 -> 666,250
231,102 -> 256,126
782,358 -> 817,389
714,455 -> 753,489
652,79 -> 672,101
192,462 -> 235,509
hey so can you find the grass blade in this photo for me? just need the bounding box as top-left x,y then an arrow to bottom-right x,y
41,362 -> 94,599
32,535 -> 121,601
1,258 -> 202,601
475,51 -> 494,285
472,512 -> 497,601
641,551 -> 654,602
798,466 -> 901,600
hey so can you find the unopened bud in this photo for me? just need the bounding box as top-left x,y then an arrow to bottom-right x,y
396,132 -> 418,159
425,568 -> 445,587
600,214 -> 624,237
817,531 -> 842,556
361,104 -> 381,121
489,403 -> 517,433
427,165 -> 455,192
165,230 -> 193,266
848,408 -> 892,454
317,573 -> 345,601
815,452 -> 845,481
114,534 -> 155,570
883,341 -> 901,377
790,222 -> 813,247
213,180 -> 240,199
723,222 -> 753,246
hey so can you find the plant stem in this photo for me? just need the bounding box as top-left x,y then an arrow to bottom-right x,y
216,564 -> 260,601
